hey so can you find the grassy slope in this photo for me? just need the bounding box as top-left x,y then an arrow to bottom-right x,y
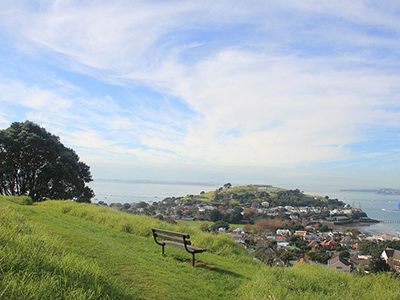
1,197 -> 400,300
182,185 -> 324,203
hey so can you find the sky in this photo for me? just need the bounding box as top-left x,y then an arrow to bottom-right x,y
0,0 -> 400,189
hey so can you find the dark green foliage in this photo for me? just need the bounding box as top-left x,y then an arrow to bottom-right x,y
288,235 -> 309,251
306,248 -> 331,264
292,223 -> 305,231
254,248 -> 275,265
223,207 -> 243,223
359,240 -> 400,257
269,189 -> 345,207
0,121 -> 94,202
319,224 -> 330,232
279,249 -> 301,264
211,220 -> 229,231
370,257 -> 390,273
339,250 -> 350,260
223,182 -> 232,189
210,209 -> 222,221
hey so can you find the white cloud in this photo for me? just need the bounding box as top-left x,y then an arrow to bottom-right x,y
1,0 -> 400,169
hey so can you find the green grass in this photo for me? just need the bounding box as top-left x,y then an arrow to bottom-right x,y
1,196 -> 399,300
182,185 -> 285,202
177,220 -> 247,229
238,264 -> 400,300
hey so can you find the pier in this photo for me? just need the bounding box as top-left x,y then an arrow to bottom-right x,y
379,220 -> 400,224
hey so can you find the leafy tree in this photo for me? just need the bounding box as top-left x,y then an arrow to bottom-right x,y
0,121 -> 94,202
370,256 -> 390,273
255,248 -> 275,265
223,182 -> 232,189
306,249 -> 330,264
339,250 -> 350,260
279,249 -> 300,264
211,220 -> 229,232
210,209 -> 222,222
318,225 -> 330,232
199,223 -> 209,232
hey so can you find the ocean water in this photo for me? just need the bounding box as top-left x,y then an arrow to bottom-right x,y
88,180 -> 400,235
89,180 -> 220,205
303,187 -> 400,235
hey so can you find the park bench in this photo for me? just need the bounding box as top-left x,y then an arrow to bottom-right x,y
151,228 -> 206,267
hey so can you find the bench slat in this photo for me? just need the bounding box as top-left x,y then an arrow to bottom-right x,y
152,228 -> 189,238
155,233 -> 187,244
163,241 -> 206,253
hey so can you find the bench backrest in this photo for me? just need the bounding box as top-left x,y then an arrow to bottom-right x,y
151,228 -> 191,245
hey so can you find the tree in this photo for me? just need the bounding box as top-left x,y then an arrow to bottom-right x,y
199,223 -> 209,232
211,220 -> 229,232
370,256 -> 390,273
210,209 -> 222,222
223,182 -> 232,189
0,121 -> 94,202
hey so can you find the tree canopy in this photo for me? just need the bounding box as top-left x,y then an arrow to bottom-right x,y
0,121 -> 94,202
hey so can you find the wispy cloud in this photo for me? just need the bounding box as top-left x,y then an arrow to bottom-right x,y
0,0 -> 399,175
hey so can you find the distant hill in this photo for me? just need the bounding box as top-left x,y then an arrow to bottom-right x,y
1,196 -> 399,300
340,188 -> 400,195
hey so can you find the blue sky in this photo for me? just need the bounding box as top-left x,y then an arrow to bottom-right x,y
0,0 -> 400,188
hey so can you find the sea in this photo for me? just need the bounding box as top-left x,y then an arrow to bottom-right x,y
303,187 -> 400,236
88,180 -> 400,236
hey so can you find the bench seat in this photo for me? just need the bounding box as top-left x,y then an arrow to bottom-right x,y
162,240 -> 206,253
152,228 -> 206,266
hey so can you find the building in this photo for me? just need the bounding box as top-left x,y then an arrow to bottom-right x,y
327,255 -> 353,272
381,248 -> 400,263
276,229 -> 291,236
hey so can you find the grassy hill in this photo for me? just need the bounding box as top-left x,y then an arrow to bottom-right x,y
1,196 -> 399,300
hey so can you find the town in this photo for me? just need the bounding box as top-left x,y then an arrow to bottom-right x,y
99,184 -> 400,274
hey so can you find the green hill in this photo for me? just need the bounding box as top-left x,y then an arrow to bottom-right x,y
1,196 -> 399,300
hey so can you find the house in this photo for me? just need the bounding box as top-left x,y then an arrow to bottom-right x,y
327,255 -> 353,272
304,235 -> 321,242
321,239 -> 336,250
232,228 -> 245,234
230,233 -> 245,244
276,229 -> 291,236
296,258 -> 309,264
294,230 -> 307,237
381,248 -> 400,263
382,248 -> 400,272
277,241 -> 290,249
308,240 -> 319,248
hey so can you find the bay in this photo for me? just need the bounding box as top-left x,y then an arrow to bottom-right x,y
88,180 -> 400,235
89,180 -> 220,205
303,187 -> 400,235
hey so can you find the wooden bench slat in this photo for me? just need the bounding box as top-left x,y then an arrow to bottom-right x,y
155,233 -> 187,244
152,228 -> 189,238
152,228 -> 207,266
163,241 -> 206,253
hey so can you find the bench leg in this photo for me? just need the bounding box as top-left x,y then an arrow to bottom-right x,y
162,244 -> 165,255
192,253 -> 195,267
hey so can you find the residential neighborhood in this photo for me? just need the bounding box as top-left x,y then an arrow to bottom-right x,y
98,184 -> 400,275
